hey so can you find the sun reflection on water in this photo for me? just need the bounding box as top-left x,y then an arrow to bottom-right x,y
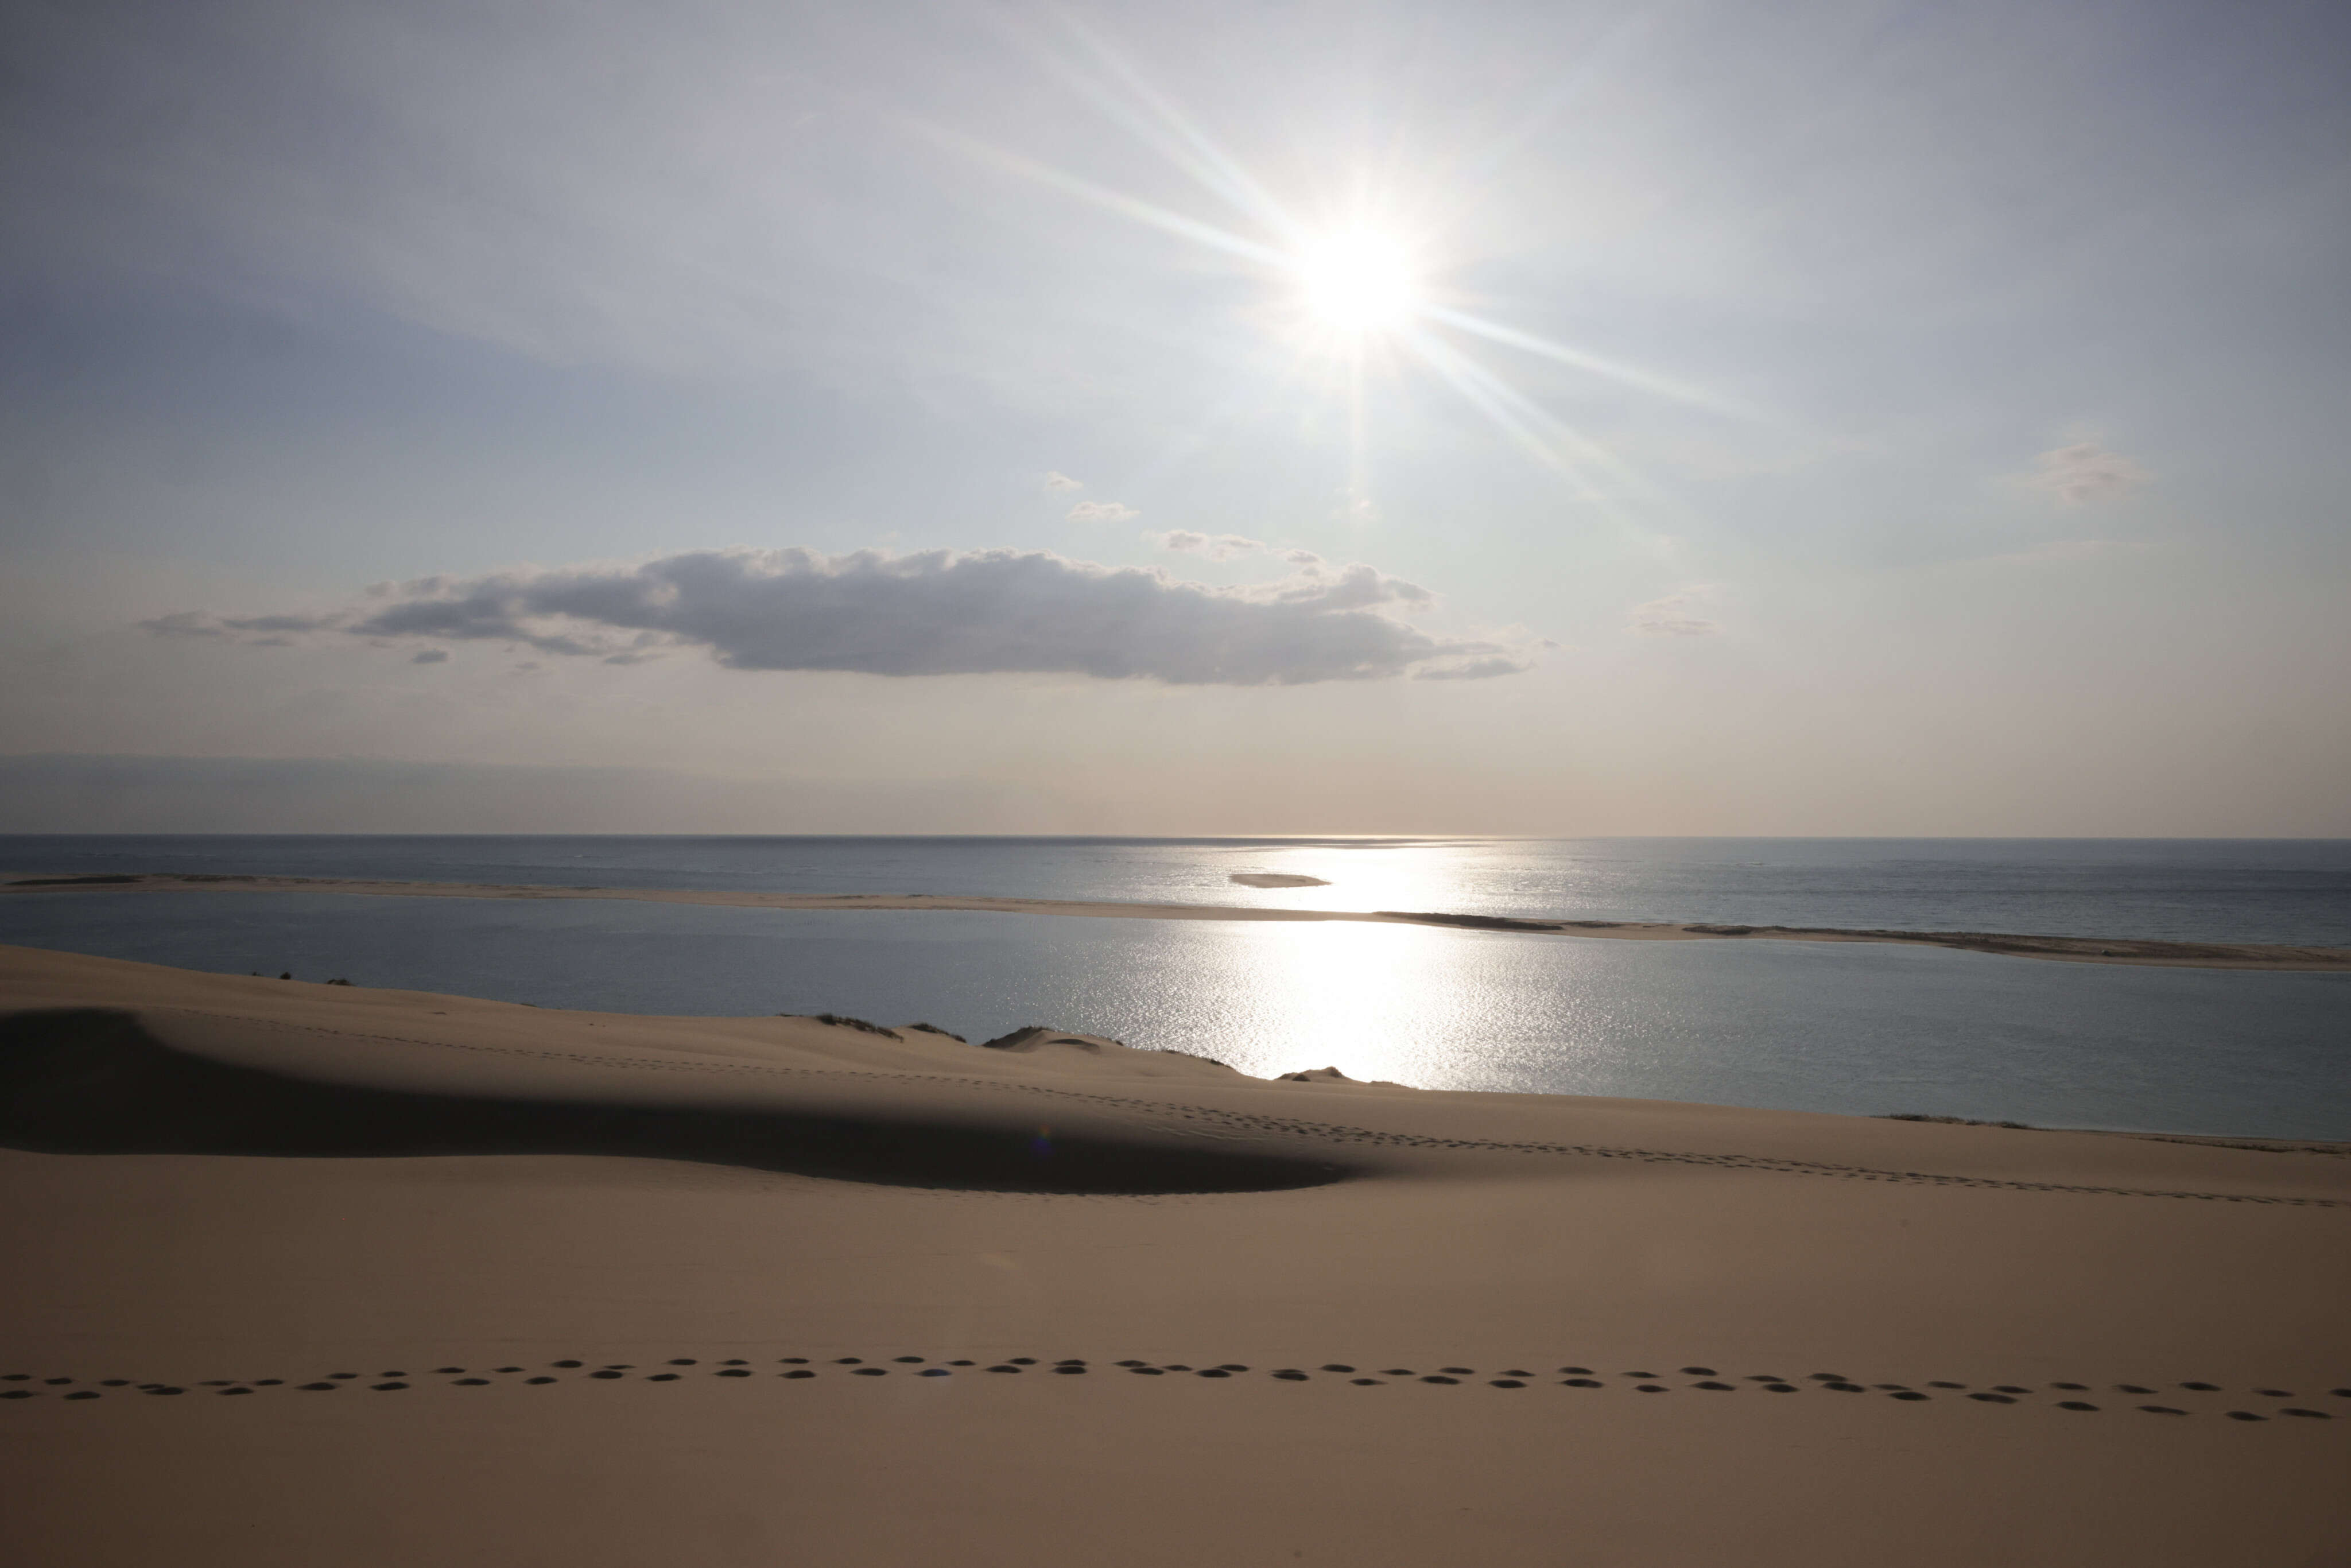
1179,917 -> 1503,1087
1216,840 -> 1506,918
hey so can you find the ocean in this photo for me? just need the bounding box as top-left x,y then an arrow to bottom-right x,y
2,836 -> 2346,1139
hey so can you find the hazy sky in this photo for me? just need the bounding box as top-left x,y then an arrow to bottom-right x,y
3,0 -> 2346,834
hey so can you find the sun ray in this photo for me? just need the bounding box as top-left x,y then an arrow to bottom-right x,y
1398,327 -> 1689,550
1038,14 -> 1309,246
1424,305 -> 1755,419
901,115 -> 1285,268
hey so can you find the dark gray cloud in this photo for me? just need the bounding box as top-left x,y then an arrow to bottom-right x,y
149,546 -> 1526,685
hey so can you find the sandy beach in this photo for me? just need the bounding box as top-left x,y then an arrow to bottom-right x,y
3,942 -> 2345,1566
9,871 -> 2349,970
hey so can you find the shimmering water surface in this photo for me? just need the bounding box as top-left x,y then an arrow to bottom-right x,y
1,837 -> 2345,1139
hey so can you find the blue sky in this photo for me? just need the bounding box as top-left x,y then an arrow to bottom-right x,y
2,0 -> 2345,832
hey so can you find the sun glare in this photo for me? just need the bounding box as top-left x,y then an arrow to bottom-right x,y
1295,230 -> 1419,333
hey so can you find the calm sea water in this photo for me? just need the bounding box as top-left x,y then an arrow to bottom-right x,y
1,837 -> 2345,1139
7,834 -> 2351,942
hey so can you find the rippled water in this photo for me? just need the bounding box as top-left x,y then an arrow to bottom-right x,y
3,888 -> 2345,1140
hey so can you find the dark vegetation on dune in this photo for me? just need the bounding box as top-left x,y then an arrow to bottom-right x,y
0,1009 -> 1349,1195
806,1012 -> 895,1037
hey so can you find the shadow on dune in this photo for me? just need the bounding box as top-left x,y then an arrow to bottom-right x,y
0,1009 -> 1349,1196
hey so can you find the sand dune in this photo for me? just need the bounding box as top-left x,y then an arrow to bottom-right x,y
2,944 -> 2346,1566
9,870 -> 2350,968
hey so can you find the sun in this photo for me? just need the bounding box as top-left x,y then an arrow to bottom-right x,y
1294,229 -> 1420,333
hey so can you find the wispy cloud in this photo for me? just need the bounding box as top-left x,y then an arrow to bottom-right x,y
1154,530 -> 1333,572
1975,537 -> 2162,567
2025,441 -> 2148,505
1414,656 -> 1530,681
1158,529 -> 1264,561
1627,592 -> 1719,636
1042,471 -> 1083,490
1067,500 -> 1138,522
143,612 -> 322,639
148,546 -> 1524,686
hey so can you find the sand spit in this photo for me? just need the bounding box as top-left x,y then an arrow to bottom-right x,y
8,871 -> 2348,970
3,946 -> 2348,1567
